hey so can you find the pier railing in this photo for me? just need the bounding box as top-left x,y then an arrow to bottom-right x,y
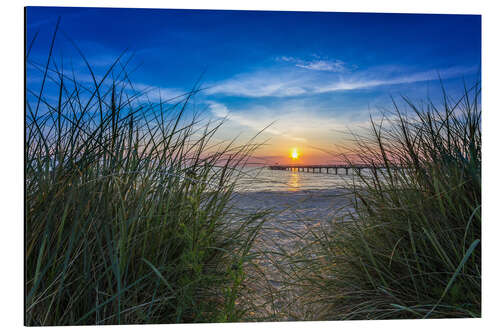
268,164 -> 395,175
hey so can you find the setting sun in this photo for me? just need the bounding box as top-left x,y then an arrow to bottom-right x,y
291,148 -> 299,160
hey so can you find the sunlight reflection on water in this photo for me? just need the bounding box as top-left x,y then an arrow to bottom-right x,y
287,170 -> 300,191
234,166 -> 371,192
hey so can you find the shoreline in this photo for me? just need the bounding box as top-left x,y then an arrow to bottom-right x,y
230,188 -> 355,216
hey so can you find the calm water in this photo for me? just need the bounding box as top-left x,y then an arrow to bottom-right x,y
234,166 -> 372,192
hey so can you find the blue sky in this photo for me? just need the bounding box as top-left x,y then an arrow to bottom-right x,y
26,7 -> 481,164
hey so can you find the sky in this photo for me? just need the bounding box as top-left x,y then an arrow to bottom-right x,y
25,7 -> 481,165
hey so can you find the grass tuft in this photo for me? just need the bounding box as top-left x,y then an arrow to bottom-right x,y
25,36 -> 266,325
290,83 -> 481,320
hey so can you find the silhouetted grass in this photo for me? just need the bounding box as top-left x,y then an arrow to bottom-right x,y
25,25 -> 266,325
288,83 -> 481,320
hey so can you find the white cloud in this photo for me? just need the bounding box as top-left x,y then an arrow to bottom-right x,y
207,101 -> 307,142
205,71 -> 308,98
206,100 -> 386,146
131,83 -> 186,102
207,101 -> 229,118
317,66 -> 476,93
205,65 -> 476,98
279,56 -> 348,73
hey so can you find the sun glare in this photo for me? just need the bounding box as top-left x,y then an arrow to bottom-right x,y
291,148 -> 299,160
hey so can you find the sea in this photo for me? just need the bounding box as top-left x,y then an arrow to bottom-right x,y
233,166 -> 370,193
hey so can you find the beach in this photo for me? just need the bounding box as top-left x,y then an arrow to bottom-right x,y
23,7 -> 482,324
230,188 -> 355,320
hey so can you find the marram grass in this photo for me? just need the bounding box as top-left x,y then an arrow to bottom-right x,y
26,23 -> 481,324
287,83 -> 481,320
25,30 -> 266,325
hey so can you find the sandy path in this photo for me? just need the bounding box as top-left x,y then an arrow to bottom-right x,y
230,190 -> 354,321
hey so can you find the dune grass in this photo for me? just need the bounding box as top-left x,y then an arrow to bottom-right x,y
26,22 -> 482,325
288,83 -> 481,320
25,28 -> 267,325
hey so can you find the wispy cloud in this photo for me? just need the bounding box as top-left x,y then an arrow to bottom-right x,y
205,70 -> 309,98
207,101 -> 307,142
297,60 -> 346,72
205,65 -> 476,98
205,99 -> 383,146
130,83 -> 186,102
317,66 -> 477,93
279,56 -> 348,72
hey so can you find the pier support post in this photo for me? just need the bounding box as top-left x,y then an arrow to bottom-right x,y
268,165 -> 390,176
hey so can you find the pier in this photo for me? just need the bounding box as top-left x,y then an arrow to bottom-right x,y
268,164 -> 386,175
